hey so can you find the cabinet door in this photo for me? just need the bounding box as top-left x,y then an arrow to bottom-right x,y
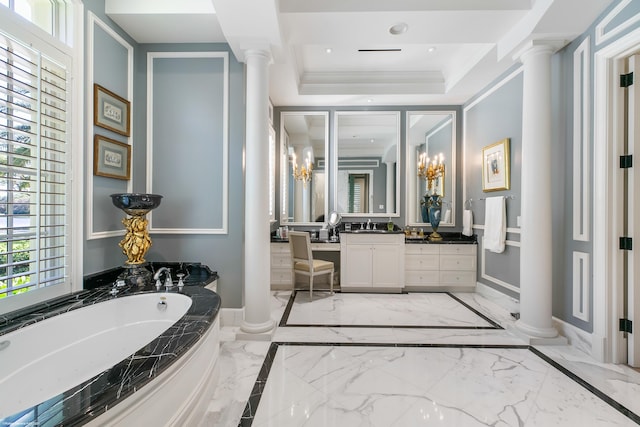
372,245 -> 402,287
344,245 -> 373,287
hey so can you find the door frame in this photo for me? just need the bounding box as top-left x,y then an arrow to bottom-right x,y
593,27 -> 640,363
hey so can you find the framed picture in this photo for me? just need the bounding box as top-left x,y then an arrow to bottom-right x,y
94,84 -> 131,136
93,135 -> 131,180
482,138 -> 510,192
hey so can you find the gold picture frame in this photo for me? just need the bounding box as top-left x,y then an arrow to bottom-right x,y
482,138 -> 510,192
93,135 -> 131,180
94,84 -> 131,136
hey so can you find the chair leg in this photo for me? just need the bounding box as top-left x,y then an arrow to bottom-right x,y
309,275 -> 314,301
329,270 -> 334,294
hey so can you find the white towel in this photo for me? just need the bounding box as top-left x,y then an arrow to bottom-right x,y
443,209 -> 451,223
484,196 -> 506,253
462,209 -> 473,236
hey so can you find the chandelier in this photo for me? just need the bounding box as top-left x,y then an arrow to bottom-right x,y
417,153 -> 444,195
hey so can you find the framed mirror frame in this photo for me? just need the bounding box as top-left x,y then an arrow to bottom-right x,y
333,111 -> 401,218
279,111 -> 329,226
405,110 -> 457,227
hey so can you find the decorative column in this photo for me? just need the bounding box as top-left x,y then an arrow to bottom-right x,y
241,48 -> 275,335
516,42 -> 560,339
385,161 -> 395,214
407,149 -> 418,220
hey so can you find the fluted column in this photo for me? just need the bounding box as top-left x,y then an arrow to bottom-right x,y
515,43 -> 559,339
241,48 -> 275,335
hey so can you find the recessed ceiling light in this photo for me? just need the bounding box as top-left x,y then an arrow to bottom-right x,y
370,139 -> 375,143
325,48 -> 332,54
428,47 -> 437,53
367,98 -> 373,103
389,23 -> 408,35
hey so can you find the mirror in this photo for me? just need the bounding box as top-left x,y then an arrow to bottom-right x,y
280,111 -> 329,224
334,111 -> 400,217
406,111 -> 456,226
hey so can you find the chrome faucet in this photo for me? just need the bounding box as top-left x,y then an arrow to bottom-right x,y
153,267 -> 173,290
366,219 -> 372,230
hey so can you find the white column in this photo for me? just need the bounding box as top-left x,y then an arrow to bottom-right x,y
241,49 -> 275,334
516,43 -> 558,338
407,149 -> 418,221
385,161 -> 395,214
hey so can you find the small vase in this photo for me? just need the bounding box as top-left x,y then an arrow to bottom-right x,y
426,194 -> 443,241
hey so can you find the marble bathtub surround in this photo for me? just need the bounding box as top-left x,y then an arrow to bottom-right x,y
0,265 -> 220,426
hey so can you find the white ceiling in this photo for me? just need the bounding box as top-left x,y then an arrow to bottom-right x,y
106,0 -> 614,107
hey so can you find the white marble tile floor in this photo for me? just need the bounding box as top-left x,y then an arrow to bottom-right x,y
204,291 -> 640,426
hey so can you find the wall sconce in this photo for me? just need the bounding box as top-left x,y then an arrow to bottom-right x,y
418,152 -> 444,195
292,152 -> 313,186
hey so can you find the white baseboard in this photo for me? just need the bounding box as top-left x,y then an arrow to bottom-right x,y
552,316 -> 593,355
476,282 -> 520,314
220,308 -> 244,327
476,282 -> 593,354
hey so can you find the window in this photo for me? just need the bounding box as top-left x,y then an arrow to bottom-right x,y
0,1 -> 76,311
0,31 -> 69,300
1,0 -> 67,41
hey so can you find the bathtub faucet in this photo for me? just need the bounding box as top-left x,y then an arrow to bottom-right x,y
153,267 -> 173,290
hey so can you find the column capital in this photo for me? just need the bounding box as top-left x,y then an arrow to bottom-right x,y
238,42 -> 273,63
512,39 -> 566,63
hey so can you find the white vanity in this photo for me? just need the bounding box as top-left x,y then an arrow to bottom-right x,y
339,232 -> 405,291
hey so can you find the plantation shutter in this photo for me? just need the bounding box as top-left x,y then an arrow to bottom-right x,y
0,31 -> 68,298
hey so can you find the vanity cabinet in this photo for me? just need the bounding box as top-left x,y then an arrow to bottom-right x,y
404,243 -> 477,291
270,242 -> 293,289
340,233 -> 404,291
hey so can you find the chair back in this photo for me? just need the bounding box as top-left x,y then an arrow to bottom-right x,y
289,231 -> 312,264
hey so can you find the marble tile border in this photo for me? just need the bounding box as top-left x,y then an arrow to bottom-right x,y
278,291 -> 502,330
238,342 -> 640,427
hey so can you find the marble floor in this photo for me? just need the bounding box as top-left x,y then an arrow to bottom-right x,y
203,291 -> 640,426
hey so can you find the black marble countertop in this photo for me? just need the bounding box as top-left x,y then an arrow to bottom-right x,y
271,237 -> 340,244
0,263 -> 220,426
404,232 -> 477,244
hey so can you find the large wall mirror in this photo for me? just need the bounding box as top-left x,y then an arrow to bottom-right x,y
280,111 -> 329,224
406,111 -> 456,226
334,111 -> 400,217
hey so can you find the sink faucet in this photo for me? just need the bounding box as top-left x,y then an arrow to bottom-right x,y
153,267 -> 173,290
366,219 -> 372,230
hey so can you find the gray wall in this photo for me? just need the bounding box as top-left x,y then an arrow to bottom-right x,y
83,0 -> 139,273
463,70 -> 523,300
82,1 -> 247,308
462,0 -> 640,332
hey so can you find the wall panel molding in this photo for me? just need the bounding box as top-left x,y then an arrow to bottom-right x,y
85,12 -> 133,240
595,0 -> 640,46
147,51 -> 229,234
573,37 -> 591,242
480,235 -> 520,294
572,251 -> 590,322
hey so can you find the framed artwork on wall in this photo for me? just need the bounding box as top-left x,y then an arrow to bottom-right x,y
482,138 -> 510,192
94,84 -> 131,136
93,135 -> 131,180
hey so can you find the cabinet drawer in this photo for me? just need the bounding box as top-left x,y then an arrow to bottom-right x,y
271,243 -> 290,254
439,270 -> 476,285
404,244 -> 439,255
439,245 -> 476,255
405,270 -> 440,285
271,268 -> 292,285
344,233 -> 403,245
405,254 -> 439,270
271,253 -> 291,268
439,255 -> 476,271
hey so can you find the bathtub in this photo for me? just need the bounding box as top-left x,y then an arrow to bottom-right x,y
0,283 -> 221,426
